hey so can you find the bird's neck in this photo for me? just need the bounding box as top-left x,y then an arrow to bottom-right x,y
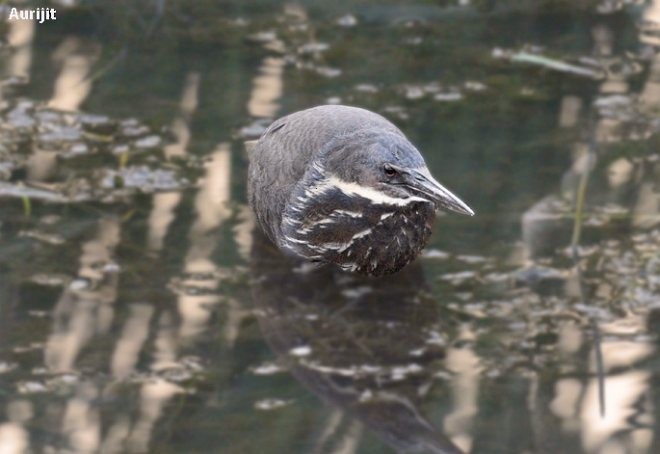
280,170 -> 435,276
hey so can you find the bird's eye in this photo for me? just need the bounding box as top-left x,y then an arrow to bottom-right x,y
383,165 -> 397,177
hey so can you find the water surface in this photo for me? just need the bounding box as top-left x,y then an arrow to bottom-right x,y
0,1 -> 659,453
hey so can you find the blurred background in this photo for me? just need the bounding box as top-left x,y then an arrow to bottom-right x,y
0,0 -> 658,453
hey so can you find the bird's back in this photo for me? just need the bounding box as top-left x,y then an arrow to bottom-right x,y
248,105 -> 404,244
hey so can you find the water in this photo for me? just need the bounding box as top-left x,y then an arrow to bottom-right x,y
0,1 -> 659,453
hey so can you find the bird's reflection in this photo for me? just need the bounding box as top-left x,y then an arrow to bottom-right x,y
250,231 -> 462,454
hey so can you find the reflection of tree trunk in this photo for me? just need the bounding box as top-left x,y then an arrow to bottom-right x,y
231,5 -> 288,265
124,379 -> 184,453
233,204 -> 255,260
0,374 -> 32,453
61,381 -> 101,453
48,37 -> 101,111
640,0 -> 660,48
110,304 -> 155,378
0,418 -> 30,454
147,192 -> 181,252
214,10 -> 289,344
247,57 -> 285,118
44,217 -> 121,373
164,72 -> 200,159
6,20 -> 34,81
443,326 -> 480,453
177,143 -> 231,341
148,71 -> 200,253
24,37 -> 100,183
42,217 -> 121,453
1,18 -> 34,127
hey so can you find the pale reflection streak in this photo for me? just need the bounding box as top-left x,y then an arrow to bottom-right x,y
47,37 -> 101,111
45,218 -> 121,372
5,19 -> 34,81
312,409 -> 345,454
0,422 -> 29,454
219,5 -> 290,344
558,96 -> 583,129
27,36 -> 99,183
178,143 -> 231,341
110,304 -> 155,379
62,382 -> 101,453
580,326 -> 654,452
101,318 -> 184,453
233,204 -> 255,261
640,0 -> 660,48
147,72 -> 201,252
229,4 -> 286,264
443,326 -> 481,453
43,217 -> 120,453
187,146 -> 256,362
333,421 -> 363,454
164,72 -> 200,159
146,192 -> 181,253
0,18 -> 34,131
247,57 -> 284,118
0,400 -> 32,454
150,311 -> 179,371
124,380 -> 184,453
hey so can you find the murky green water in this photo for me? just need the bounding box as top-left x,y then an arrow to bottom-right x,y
0,1 -> 659,453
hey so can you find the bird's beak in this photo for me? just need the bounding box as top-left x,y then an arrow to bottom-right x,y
403,167 -> 475,216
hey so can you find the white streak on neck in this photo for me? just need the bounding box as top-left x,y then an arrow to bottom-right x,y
333,209 -> 363,218
327,175 -> 427,207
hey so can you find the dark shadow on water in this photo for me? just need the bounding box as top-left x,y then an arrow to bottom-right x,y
250,231 -> 463,453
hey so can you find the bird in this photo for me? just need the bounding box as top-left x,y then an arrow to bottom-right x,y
247,105 -> 474,277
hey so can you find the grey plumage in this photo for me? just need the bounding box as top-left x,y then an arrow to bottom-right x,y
248,105 -> 473,276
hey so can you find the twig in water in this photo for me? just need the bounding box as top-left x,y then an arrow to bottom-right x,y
570,113 -> 605,418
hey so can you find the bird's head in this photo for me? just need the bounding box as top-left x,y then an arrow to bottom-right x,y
320,129 -> 474,216
281,128 -> 474,276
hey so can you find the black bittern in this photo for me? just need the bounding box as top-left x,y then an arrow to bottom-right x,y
248,105 -> 474,276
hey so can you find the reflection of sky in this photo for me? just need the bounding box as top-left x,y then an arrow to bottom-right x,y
0,2 -> 658,453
